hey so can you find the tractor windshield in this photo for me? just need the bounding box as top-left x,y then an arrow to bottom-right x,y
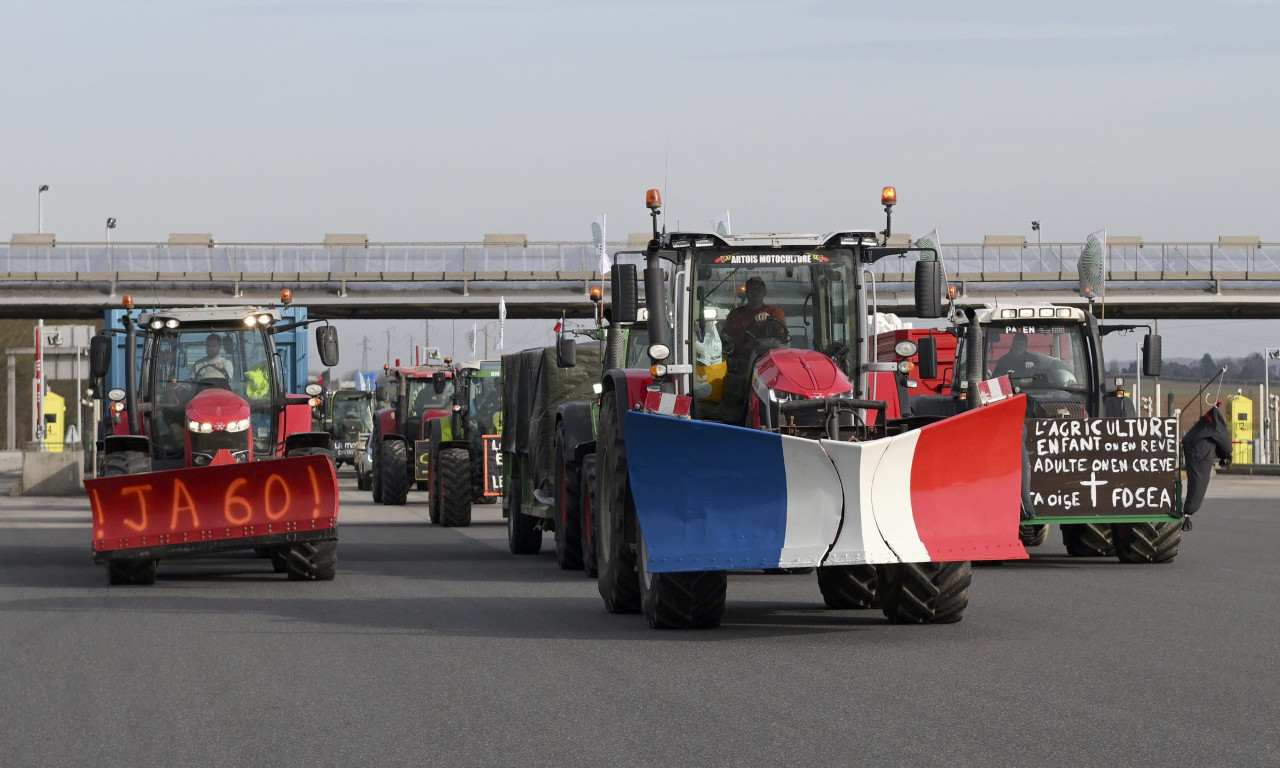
331,391 -> 373,441
981,322 -> 1092,395
469,373 -> 502,435
690,250 -> 856,374
408,376 -> 453,419
142,326 -> 276,461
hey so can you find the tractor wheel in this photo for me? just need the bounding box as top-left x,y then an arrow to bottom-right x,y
1061,523 -> 1115,557
283,540 -> 338,581
356,466 -> 369,491
107,558 -> 158,586
877,561 -> 971,624
506,468 -> 542,554
379,440 -> 410,506
1112,522 -> 1181,564
438,448 -> 473,527
1019,523 -> 1049,547
817,564 -> 879,609
371,448 -> 384,503
102,450 -> 151,477
427,443 -> 442,524
580,453 -> 599,578
268,548 -> 288,573
638,527 -> 726,629
553,431 -> 583,570
596,389 -> 640,614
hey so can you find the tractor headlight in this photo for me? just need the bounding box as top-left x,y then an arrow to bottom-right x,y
893,340 -> 918,358
107,388 -> 126,402
305,384 -> 323,396
648,343 -> 671,361
225,419 -> 250,433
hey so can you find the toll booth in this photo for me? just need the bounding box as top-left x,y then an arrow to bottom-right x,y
43,390 -> 66,453
1225,393 -> 1254,464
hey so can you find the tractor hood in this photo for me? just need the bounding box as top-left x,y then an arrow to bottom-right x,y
754,348 -> 853,399
185,388 -> 252,431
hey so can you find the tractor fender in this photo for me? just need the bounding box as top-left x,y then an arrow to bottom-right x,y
601,369 -> 654,442
284,431 -> 332,454
375,407 -> 398,439
557,401 -> 595,469
103,434 -> 150,456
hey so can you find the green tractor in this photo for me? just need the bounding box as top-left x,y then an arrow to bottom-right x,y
423,360 -> 503,526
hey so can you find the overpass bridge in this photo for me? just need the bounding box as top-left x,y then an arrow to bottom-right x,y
1,236 -> 1278,321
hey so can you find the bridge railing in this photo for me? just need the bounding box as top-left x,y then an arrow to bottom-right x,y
0,241 -> 1276,282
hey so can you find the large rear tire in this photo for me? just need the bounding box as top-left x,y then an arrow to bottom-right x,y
371,443 -> 384,504
1019,523 -> 1048,547
284,540 -> 337,581
553,431 -> 584,570
580,453 -> 599,578
1061,523 -> 1115,556
638,528 -> 727,629
1113,522 -> 1181,564
107,559 -> 158,585
379,439 -> 410,506
438,448 -> 473,527
506,467 -> 542,554
596,389 -> 640,614
877,561 -> 971,624
817,564 -> 879,609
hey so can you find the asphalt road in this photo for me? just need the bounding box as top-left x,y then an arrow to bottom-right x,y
1,471 -> 1276,768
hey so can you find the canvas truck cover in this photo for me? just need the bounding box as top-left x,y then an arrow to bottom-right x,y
502,343 -> 602,505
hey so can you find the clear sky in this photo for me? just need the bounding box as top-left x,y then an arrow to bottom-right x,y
3,0 -> 1278,363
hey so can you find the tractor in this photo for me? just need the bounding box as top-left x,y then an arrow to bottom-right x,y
369,360 -> 456,505
582,187 -> 1030,629
896,301 -> 1184,563
323,388 -> 375,472
423,360 -> 503,527
84,292 -> 342,585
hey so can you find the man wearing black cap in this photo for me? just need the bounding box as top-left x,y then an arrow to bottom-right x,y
723,276 -> 787,361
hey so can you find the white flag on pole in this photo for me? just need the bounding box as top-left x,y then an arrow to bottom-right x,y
711,211 -> 731,237
591,215 -> 608,274
498,296 -> 506,354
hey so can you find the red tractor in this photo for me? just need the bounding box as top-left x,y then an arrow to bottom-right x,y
85,294 -> 342,585
369,361 -> 457,505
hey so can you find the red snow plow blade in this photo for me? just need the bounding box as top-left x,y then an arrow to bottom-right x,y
625,395 -> 1029,573
87,455 -> 339,558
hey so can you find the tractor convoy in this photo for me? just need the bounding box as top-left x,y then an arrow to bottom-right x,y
85,292 -> 342,585
71,188 -> 1210,634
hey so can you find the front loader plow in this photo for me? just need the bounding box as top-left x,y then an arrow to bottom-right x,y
87,454 -> 340,562
624,395 -> 1028,573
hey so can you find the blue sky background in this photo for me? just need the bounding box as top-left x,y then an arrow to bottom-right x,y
2,0 -> 1278,362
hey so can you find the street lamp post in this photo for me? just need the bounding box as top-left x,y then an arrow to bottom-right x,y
37,185 -> 49,233
1265,347 -> 1280,463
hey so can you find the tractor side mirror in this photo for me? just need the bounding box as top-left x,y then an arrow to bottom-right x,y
316,325 -> 340,368
611,263 -> 638,324
917,336 -> 938,380
914,260 -> 943,319
89,335 -> 112,380
557,336 -> 577,368
1143,334 -> 1162,378
376,380 -> 394,403
433,371 -> 447,395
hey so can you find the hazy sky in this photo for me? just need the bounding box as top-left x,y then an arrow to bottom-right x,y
3,0 -> 1279,363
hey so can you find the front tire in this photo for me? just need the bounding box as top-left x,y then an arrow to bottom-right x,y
284,540 -> 337,580
580,454 -> 599,578
638,528 -> 727,629
1019,523 -> 1049,547
379,439 -> 410,506
1061,523 -> 1115,556
877,561 -> 971,624
817,564 -> 879,609
596,389 -> 640,614
438,448 -> 473,527
553,431 -> 583,570
1113,522 -> 1181,564
107,559 -> 158,585
506,467 -> 542,554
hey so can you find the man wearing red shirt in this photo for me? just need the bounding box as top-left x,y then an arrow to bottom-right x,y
723,276 -> 787,361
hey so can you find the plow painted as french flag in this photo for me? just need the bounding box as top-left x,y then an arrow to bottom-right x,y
624,395 -> 1028,573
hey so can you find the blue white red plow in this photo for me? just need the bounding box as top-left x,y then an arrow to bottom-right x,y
624,395 -> 1029,573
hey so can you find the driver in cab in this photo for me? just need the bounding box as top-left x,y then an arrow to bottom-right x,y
191,333 -> 234,381
723,276 -> 786,362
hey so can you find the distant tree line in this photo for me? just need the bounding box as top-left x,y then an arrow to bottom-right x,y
1108,352 -> 1276,383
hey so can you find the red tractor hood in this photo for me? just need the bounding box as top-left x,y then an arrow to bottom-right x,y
186,388 -> 251,429
755,348 -> 853,399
